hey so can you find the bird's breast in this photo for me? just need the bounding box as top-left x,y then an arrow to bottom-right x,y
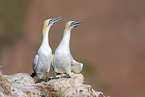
38,46 -> 52,58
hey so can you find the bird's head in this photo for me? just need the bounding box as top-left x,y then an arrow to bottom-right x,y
42,17 -> 62,36
64,21 -> 83,33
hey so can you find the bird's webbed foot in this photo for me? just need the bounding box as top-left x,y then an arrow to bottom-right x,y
66,74 -> 71,78
53,72 -> 61,79
35,79 -> 44,83
45,72 -> 51,82
45,77 -> 51,82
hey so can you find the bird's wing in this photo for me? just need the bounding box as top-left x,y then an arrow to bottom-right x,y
33,54 -> 38,70
71,59 -> 83,73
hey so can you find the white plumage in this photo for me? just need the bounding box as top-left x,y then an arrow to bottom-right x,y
31,17 -> 62,82
71,58 -> 83,73
52,21 -> 83,77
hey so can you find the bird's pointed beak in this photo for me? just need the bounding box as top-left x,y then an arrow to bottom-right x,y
50,17 -> 62,24
74,21 -> 83,25
70,21 -> 83,28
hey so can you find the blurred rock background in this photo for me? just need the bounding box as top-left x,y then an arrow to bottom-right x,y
0,0 -> 145,97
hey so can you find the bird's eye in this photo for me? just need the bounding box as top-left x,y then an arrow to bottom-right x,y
49,20 -> 52,25
69,22 -> 74,27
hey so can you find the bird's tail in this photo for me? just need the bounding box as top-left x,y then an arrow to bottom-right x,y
30,72 -> 36,78
71,59 -> 83,73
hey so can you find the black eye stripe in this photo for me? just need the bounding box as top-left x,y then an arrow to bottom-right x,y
49,20 -> 53,24
49,17 -> 62,24
49,20 -> 52,22
70,22 -> 75,27
70,22 -> 82,27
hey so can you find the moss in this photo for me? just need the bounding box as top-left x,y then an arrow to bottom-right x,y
43,90 -> 50,96
54,92 -> 63,97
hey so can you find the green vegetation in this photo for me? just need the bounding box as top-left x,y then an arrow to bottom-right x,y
43,90 -> 50,96
54,92 -> 63,97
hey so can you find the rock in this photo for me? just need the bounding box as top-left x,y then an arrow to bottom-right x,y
0,72 -> 104,97
37,72 -> 104,97
0,73 -> 41,97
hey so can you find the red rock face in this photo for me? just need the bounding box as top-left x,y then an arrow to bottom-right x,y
1,0 -> 145,97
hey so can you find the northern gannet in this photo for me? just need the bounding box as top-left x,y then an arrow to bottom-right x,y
52,21 -> 83,78
30,17 -> 62,82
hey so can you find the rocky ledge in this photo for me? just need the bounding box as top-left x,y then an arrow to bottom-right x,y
0,72 -> 104,97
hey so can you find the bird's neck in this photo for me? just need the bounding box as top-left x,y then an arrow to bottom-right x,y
41,26 -> 50,45
61,30 -> 71,47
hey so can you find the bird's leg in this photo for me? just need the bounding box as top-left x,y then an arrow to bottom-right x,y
35,74 -> 45,83
46,72 -> 50,82
35,80 -> 40,83
66,74 -> 71,78
35,75 -> 41,83
46,72 -> 48,81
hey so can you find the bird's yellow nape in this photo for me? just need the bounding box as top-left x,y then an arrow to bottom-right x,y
42,19 -> 50,36
64,22 -> 71,34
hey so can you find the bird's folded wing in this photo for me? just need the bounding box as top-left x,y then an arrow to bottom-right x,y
33,54 -> 38,70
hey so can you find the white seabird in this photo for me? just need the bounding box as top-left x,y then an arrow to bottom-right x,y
30,17 -> 62,82
52,21 -> 83,78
